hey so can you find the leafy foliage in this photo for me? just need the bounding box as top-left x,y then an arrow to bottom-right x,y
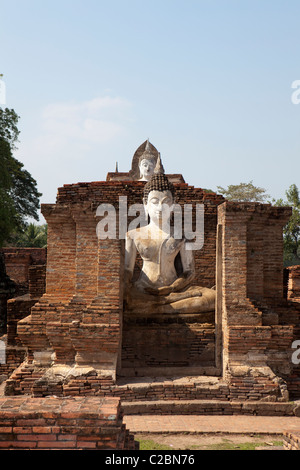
7,223 -> 47,248
216,180 -> 300,266
217,181 -> 270,202
272,184 -> 300,265
0,107 -> 42,247
0,107 -> 20,150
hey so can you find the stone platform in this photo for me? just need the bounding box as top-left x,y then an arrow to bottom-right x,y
117,376 -> 300,417
5,368 -> 300,418
121,399 -> 300,416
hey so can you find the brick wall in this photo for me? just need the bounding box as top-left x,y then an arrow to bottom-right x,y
6,296 -> 37,346
283,302 -> 300,400
2,266 -> 46,348
3,248 -> 46,287
0,396 -> 138,450
5,360 -> 300,406
29,265 -> 46,299
216,201 -> 296,399
0,264 -> 47,381
122,313 -> 215,375
0,248 -> 46,337
0,344 -> 26,383
0,254 -> 16,333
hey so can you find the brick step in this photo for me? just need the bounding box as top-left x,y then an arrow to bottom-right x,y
112,376 -> 230,402
121,399 -> 300,417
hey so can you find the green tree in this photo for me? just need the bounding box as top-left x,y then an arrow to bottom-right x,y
217,181 -> 270,202
0,107 -> 20,149
0,107 -> 42,246
273,184 -> 300,265
8,223 -> 48,248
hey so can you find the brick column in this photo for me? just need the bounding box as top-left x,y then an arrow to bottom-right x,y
70,204 -> 98,303
246,214 -> 265,301
41,204 -> 76,302
45,203 -> 98,366
263,208 -> 292,302
217,202 -> 294,398
218,202 -> 262,327
63,203 -> 124,380
17,205 -> 76,364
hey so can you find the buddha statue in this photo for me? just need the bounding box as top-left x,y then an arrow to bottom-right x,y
124,174 -> 215,314
138,154 -> 156,181
138,140 -> 156,181
137,139 -> 164,181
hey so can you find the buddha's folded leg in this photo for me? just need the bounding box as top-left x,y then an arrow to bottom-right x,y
154,288 -> 216,314
125,285 -> 215,314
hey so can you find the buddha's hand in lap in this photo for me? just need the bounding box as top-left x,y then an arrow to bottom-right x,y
144,285 -> 174,296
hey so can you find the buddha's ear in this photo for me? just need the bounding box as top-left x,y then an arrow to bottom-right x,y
169,198 -> 175,212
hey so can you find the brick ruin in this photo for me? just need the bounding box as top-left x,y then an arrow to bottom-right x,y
0,396 -> 137,450
0,250 -> 46,383
0,251 -> 16,334
2,140 -> 300,413
3,247 -> 46,293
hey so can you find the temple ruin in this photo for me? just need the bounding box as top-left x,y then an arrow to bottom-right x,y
1,140 -> 300,416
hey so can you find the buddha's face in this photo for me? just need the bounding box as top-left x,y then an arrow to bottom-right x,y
145,190 -> 174,225
139,158 -> 155,181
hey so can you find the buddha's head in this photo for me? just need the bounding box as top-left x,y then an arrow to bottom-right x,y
137,139 -> 158,181
138,154 -> 156,181
143,174 -> 176,225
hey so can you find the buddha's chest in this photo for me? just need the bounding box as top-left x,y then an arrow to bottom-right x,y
135,237 -> 183,261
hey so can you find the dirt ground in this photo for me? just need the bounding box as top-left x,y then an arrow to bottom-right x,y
135,432 -> 284,450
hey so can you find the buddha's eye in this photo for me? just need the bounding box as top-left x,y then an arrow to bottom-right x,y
150,198 -> 159,205
161,198 -> 172,207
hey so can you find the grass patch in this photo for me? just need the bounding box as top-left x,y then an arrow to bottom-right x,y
137,439 -> 175,451
136,436 -> 284,451
203,438 -> 283,450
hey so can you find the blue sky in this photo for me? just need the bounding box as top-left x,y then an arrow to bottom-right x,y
1,0 -> 300,221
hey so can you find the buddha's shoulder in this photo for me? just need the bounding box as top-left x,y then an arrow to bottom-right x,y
126,226 -> 149,240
